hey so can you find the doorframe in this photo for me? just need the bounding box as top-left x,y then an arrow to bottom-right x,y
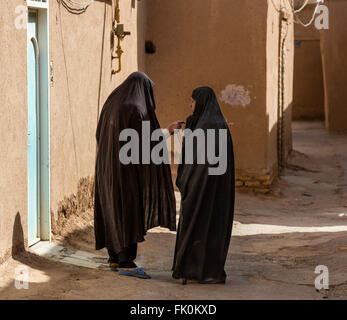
27,16 -> 40,246
27,0 -> 51,244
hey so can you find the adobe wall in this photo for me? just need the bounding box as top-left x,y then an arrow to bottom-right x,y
0,0 -> 147,263
146,0 -> 294,191
0,0 -> 28,263
320,0 -> 347,132
266,0 -> 294,185
49,0 -> 147,225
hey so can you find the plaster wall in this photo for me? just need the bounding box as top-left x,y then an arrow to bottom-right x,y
320,0 -> 347,132
0,0 -> 28,263
0,0 -> 147,263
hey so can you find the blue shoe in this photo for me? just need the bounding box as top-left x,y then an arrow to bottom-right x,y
118,268 -> 151,279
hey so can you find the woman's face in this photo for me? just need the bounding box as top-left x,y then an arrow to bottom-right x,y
189,98 -> 196,112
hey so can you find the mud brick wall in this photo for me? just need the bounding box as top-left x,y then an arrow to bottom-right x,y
236,174 -> 275,193
51,176 -> 94,237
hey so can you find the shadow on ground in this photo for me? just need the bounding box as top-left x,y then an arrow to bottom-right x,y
1,211 -> 347,299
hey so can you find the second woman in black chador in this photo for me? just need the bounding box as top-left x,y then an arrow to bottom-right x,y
172,87 -> 235,284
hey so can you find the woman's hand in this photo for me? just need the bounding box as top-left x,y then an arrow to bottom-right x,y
167,121 -> 185,135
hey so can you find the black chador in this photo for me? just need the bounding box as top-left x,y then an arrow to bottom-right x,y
172,87 -> 235,284
94,72 -> 176,266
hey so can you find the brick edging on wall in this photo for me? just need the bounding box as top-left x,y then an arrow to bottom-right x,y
236,173 -> 275,193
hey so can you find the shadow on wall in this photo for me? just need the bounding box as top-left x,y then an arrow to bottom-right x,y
11,213 -> 25,259
136,0 -> 147,72
57,0 -> 111,15
267,102 -> 293,181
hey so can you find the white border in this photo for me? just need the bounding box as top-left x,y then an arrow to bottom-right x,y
27,0 -> 49,9
27,1 -> 51,244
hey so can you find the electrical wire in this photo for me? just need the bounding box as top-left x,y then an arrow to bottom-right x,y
294,0 -> 310,13
65,0 -> 94,9
59,0 -> 94,14
293,0 -> 321,27
277,19 -> 290,175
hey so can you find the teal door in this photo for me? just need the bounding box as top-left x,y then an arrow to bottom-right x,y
27,11 -> 40,245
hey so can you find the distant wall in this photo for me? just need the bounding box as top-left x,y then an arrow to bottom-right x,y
321,0 -> 347,132
293,5 -> 324,121
293,40 -> 324,120
293,1 -> 347,131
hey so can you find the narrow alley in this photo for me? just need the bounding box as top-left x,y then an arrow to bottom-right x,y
1,121 -> 346,300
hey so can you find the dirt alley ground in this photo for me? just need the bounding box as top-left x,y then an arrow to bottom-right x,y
1,121 -> 347,300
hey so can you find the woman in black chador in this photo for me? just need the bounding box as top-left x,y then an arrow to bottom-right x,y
172,86 -> 235,284
94,72 -> 180,278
